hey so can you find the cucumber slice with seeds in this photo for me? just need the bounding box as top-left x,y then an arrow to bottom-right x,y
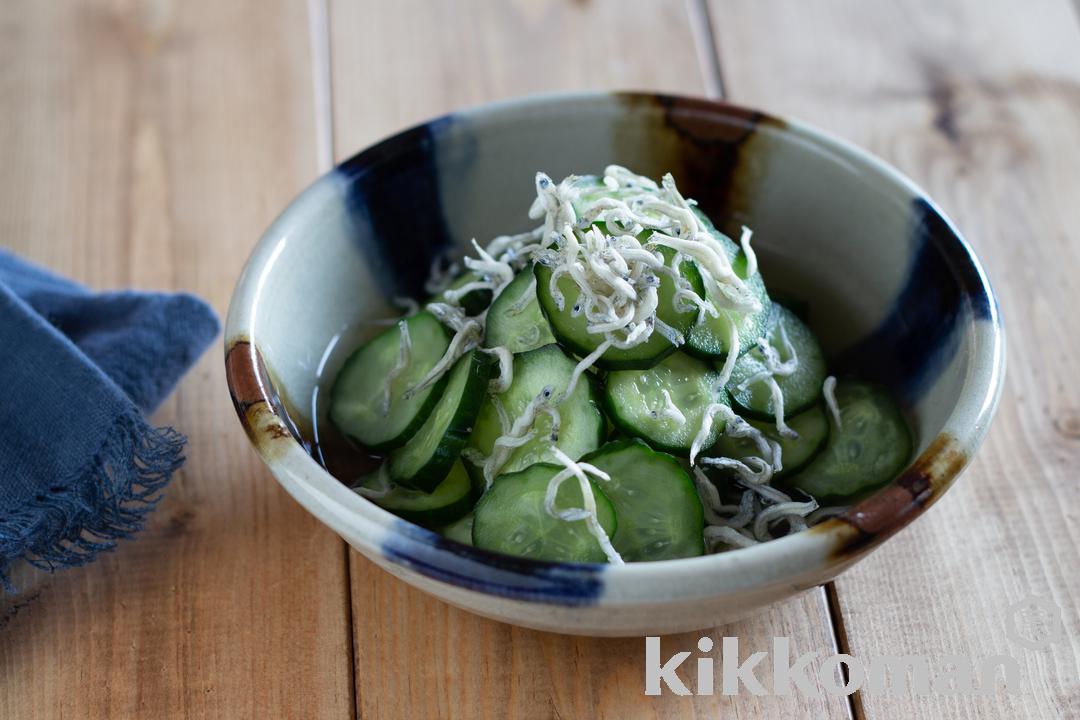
604,352 -> 730,455
712,403 -> 829,478
684,207 -> 772,361
329,311 -> 450,451
355,461 -> 474,527
787,381 -> 912,500
389,349 -> 493,492
468,344 -> 604,477
685,251 -> 773,361
581,440 -> 705,561
534,245 -> 703,370
484,266 -> 556,353
472,463 -> 617,563
728,305 -> 827,420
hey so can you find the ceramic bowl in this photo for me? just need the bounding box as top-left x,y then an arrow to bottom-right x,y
225,92 -> 1004,637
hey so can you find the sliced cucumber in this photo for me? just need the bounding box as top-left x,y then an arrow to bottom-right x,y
329,311 -> 450,450
684,207 -> 772,361
727,304 -> 827,420
580,440 -> 704,561
712,403 -> 829,478
467,344 -> 604,477
439,512 -> 475,545
472,463 -> 617,563
569,175 -> 663,222
570,174 -> 620,212
564,177 -> 769,364
685,250 -> 773,361
461,454 -> 487,495
355,461 -> 474,527
484,266 -> 556,353
389,349 -> 493,491
604,352 -> 729,455
433,271 -> 493,316
533,245 -> 703,370
787,381 -> 912,500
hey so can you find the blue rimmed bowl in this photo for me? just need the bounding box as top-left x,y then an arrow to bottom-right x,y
225,92 -> 1004,636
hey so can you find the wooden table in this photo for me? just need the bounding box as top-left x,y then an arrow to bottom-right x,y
1,1 -> 1077,717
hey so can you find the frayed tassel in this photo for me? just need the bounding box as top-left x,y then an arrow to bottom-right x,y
0,413 -> 186,592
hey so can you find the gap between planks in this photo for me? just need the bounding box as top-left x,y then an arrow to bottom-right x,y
307,1 -> 356,719
307,0 -> 334,173
825,582 -> 865,720
685,0 -> 726,99
684,3 -> 857,717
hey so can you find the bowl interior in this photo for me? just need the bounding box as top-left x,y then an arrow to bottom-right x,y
235,94 -> 993,481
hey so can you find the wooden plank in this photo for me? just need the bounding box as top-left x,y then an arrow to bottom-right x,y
350,583 -> 847,719
330,1 -> 851,717
709,0 -> 1080,717
330,0 -> 705,157
0,1 -> 354,717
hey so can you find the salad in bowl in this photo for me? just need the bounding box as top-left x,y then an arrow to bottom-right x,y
330,166 -> 912,564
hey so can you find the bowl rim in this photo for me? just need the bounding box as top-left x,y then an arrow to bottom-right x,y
224,90 -> 1005,606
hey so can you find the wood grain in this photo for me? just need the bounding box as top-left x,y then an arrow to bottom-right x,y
330,0 -> 706,158
0,1 -> 354,717
710,0 -> 1080,717
11,0 -> 1075,717
330,1 -> 850,718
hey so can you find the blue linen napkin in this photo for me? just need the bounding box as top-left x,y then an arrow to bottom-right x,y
0,249 -> 219,588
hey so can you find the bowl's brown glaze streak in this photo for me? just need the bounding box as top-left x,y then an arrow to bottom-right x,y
225,340 -> 298,461
816,432 -> 968,560
614,95 -> 748,216
613,94 -> 785,231
226,338 -> 380,479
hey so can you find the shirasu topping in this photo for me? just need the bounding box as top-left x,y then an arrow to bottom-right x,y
693,464 -> 820,548
545,446 -> 624,565
692,381 -> 823,548
738,226 -> 758,279
479,386 -> 561,488
480,346 -> 514,393
689,402 -> 735,465
396,166 -> 842,558
652,388 -> 687,425
823,375 -> 842,428
405,233 -> 535,400
532,168 -> 762,355
423,257 -> 460,296
382,319 -> 412,416
404,303 -> 483,398
735,314 -> 800,438
506,275 -> 540,315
